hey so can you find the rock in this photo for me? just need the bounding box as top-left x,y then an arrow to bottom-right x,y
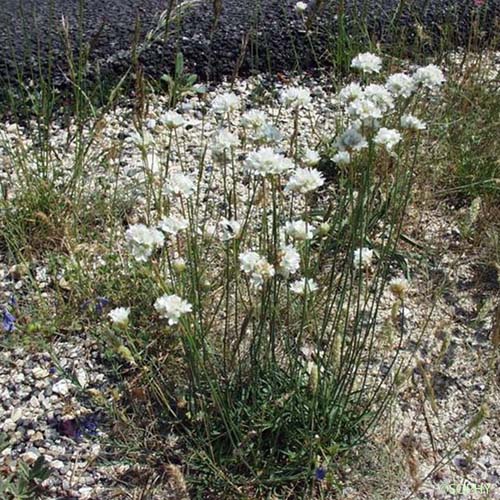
52,380 -> 71,397
3,418 -> 16,432
22,449 -> 40,464
76,368 -> 88,389
51,459 -> 65,470
10,408 -> 23,423
33,367 -> 50,379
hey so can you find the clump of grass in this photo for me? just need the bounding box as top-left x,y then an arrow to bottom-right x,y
431,52 -> 499,200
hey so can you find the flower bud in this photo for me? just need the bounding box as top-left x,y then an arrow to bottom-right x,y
318,222 -> 331,236
172,258 -> 187,274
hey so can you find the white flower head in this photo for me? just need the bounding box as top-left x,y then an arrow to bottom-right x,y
239,251 -> 275,287
161,111 -> 185,129
158,215 -> 189,236
413,64 -> 445,89
211,128 -> 240,156
285,220 -> 315,241
295,1 -> 308,13
290,278 -> 319,296
303,148 -> 320,166
277,245 -> 301,277
219,218 -> 242,241
241,109 -> 268,130
336,127 -> 368,152
108,307 -> 130,328
285,167 -> 324,194
400,114 -> 426,131
363,84 -> 394,114
353,247 -> 374,269
154,294 -> 192,325
338,82 -> 364,104
239,251 -> 261,273
126,224 -> 165,262
254,123 -> 282,145
351,52 -> 382,74
211,92 -> 240,114
245,148 -> 294,176
386,73 -> 416,98
130,130 -> 155,149
389,277 -> 409,298
373,127 -> 402,151
280,86 -> 312,108
164,172 -> 196,198
347,97 -> 383,121
332,151 -> 351,165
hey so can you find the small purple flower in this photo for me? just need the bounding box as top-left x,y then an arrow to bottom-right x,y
95,297 -> 110,315
315,466 -> 326,481
56,413 -> 100,440
2,309 -> 15,332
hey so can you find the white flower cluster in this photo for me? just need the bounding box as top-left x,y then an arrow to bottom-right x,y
154,294 -> 192,325
211,92 -> 240,115
245,148 -> 294,176
126,224 -> 165,262
280,86 -> 312,108
219,218 -> 242,241
413,64 -> 445,89
285,220 -> 315,241
386,73 -> 415,98
285,167 -> 324,194
108,307 -> 130,328
353,247 -> 374,269
158,215 -> 189,236
161,111 -> 185,129
239,251 -> 275,287
400,114 -> 426,131
290,278 -> 318,296
295,1 -> 308,13
241,110 -> 282,144
211,129 -> 240,157
351,52 -> 382,74
373,127 -> 402,152
346,84 -> 394,126
164,172 -> 196,198
277,245 -> 301,277
331,53 -> 441,159
241,109 -> 267,131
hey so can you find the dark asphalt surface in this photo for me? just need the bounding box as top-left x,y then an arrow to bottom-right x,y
0,0 -> 498,87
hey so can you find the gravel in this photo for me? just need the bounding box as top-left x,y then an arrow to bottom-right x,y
0,335 -> 110,498
0,0 -> 498,90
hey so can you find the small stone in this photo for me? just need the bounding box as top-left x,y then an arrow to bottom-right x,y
480,434 -> 492,446
10,408 -> 23,423
28,396 -> 40,408
52,380 -> 70,396
31,431 -> 44,442
22,449 -> 40,464
33,367 -> 50,379
76,368 -> 88,389
51,460 -> 65,470
3,418 -> 16,432
79,486 -> 94,499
